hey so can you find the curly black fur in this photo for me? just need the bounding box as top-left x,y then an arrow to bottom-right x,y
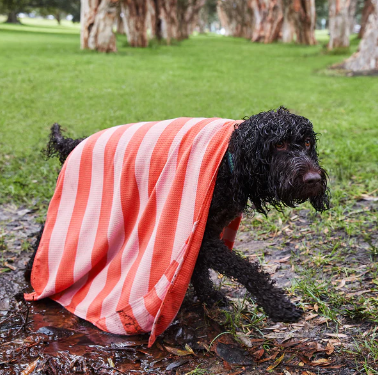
44,123 -> 85,164
26,108 -> 329,323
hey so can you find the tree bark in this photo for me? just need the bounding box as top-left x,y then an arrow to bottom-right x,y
151,0 -> 163,40
343,0 -> 378,71
116,3 -> 125,33
177,0 -> 206,40
348,0 -> 358,33
121,0 -> 148,47
81,0 -> 118,52
218,0 -> 254,39
358,0 -> 374,38
328,0 -> 351,49
160,0 -> 179,44
281,0 -> 295,42
290,0 -> 316,44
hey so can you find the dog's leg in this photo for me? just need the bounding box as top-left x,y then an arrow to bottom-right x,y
191,258 -> 229,307
200,234 -> 303,322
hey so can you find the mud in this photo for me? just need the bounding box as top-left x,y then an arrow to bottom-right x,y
1,202 -> 376,374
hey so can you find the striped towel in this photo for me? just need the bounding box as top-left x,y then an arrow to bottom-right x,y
25,117 -> 242,347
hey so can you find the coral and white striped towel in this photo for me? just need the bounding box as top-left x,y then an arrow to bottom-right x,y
25,117 -> 242,346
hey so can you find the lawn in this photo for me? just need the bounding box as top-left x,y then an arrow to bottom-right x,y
0,18 -> 377,207
1,18 -> 378,373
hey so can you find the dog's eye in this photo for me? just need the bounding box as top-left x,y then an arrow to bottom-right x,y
305,139 -> 311,148
276,141 -> 286,150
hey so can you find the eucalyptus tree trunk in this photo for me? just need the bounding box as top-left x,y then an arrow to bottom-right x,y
291,0 -> 316,44
343,0 -> 378,71
328,0 -> 351,49
348,0 -> 358,33
81,0 -> 118,52
177,0 -> 206,40
281,0 -> 295,42
218,0 -> 254,39
359,0 -> 374,38
116,3 -> 125,34
121,0 -> 148,47
248,0 -> 283,43
160,0 -> 179,44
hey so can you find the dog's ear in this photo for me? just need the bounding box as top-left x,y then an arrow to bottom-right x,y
229,116 -> 273,215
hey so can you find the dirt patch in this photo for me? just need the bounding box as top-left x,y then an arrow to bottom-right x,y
1,202 -> 377,374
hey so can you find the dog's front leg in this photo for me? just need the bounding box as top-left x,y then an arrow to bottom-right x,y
199,233 -> 303,322
191,257 -> 230,307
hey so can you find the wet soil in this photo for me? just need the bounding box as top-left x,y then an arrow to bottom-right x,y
0,203 -> 377,374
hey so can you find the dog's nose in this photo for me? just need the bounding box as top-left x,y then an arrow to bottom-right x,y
303,171 -> 321,184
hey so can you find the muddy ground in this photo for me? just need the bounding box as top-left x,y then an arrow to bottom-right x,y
0,202 -> 377,374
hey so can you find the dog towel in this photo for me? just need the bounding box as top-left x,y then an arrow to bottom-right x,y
25,117 -> 242,346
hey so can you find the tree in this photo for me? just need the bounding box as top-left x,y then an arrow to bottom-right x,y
120,0 -> 148,47
0,0 -> 31,23
176,0 -> 206,40
359,0 -> 374,38
81,0 -> 118,52
160,0 -> 179,44
328,0 -> 352,49
217,0 -> 254,38
290,0 -> 316,44
342,0 -> 378,71
249,0 -> 283,43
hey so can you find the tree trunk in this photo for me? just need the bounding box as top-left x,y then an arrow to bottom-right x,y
116,3 -> 125,33
218,0 -> 254,39
358,0 -> 374,38
81,0 -> 118,52
55,11 -> 62,25
151,0 -> 163,40
291,0 -> 316,45
281,0 -> 295,42
177,0 -> 206,40
348,0 -> 358,33
121,0 -> 148,47
6,11 -> 20,24
328,0 -> 350,49
343,0 -> 378,71
160,0 -> 179,44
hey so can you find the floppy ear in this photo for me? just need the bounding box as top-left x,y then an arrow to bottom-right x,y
229,117 -> 272,215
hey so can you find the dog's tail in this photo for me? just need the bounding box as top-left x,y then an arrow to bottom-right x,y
45,123 -> 85,165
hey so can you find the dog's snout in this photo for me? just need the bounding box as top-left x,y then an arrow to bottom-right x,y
303,171 -> 321,184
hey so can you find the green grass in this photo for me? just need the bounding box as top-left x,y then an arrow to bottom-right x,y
0,19 -> 377,209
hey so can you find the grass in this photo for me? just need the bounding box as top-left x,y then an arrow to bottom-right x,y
0,18 -> 377,209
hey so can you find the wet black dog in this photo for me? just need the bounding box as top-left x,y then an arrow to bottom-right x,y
26,107 -> 329,323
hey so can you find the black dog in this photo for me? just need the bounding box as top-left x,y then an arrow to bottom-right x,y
26,107 -> 329,323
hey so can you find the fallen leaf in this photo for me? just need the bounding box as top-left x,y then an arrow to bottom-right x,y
305,313 -> 318,321
4,262 -> 16,271
164,345 -> 194,356
335,280 -> 346,289
251,348 -> 264,360
346,289 -> 371,297
310,358 -> 332,366
266,353 -> 285,371
313,303 -> 319,312
277,256 -> 291,263
325,333 -> 348,338
325,342 -> 334,355
184,344 -> 196,356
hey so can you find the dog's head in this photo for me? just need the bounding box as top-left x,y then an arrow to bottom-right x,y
230,107 -> 330,214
